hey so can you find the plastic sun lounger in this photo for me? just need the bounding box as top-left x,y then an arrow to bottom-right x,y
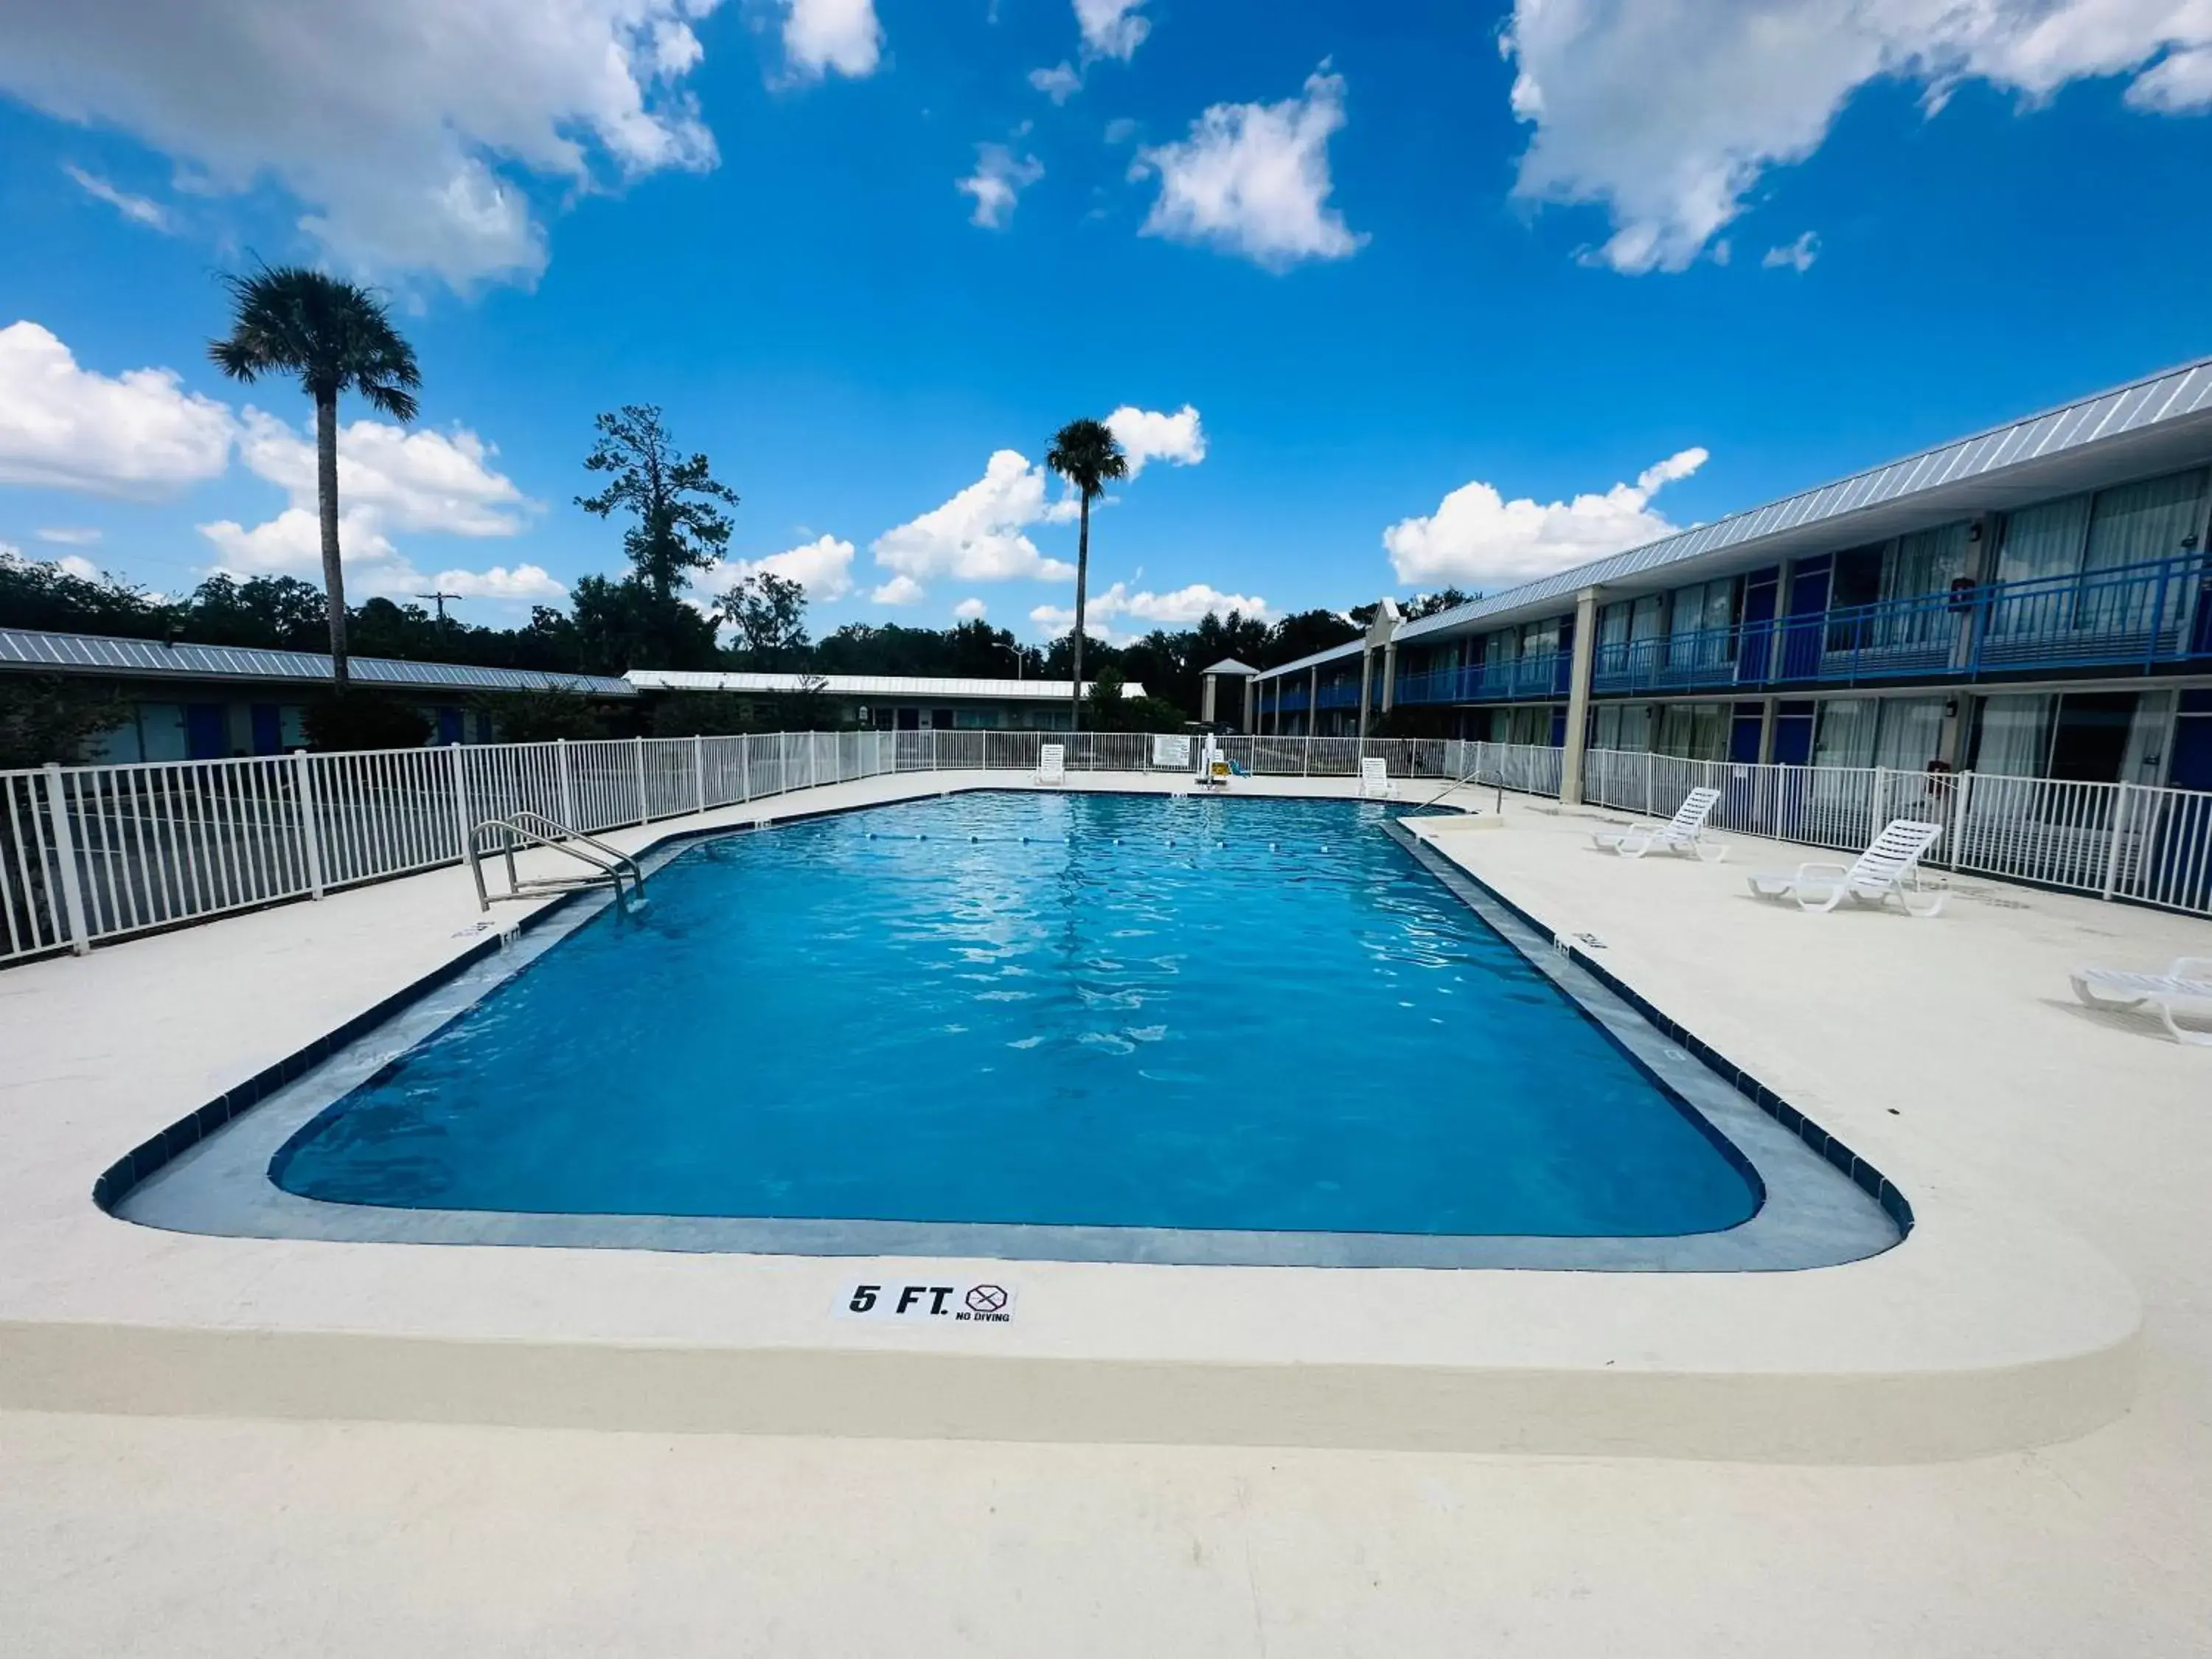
1358,757 -> 1396,800
1746,818 -> 1948,917
2070,959 -> 2212,1046
1034,743 -> 1065,785
1590,785 -> 1727,862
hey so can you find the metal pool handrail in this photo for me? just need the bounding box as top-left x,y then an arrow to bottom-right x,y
467,810 -> 645,913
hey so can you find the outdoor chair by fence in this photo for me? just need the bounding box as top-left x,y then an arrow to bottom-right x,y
2070,959 -> 2212,1046
1358,757 -> 1396,800
1591,786 -> 1727,861
1747,818 -> 1949,917
1035,744 -> 1065,786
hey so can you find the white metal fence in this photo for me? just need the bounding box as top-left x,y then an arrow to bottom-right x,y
4,731 -> 2205,967
1579,747 -> 2212,918
0,731 -> 1501,966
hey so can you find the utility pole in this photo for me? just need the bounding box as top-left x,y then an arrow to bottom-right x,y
417,591 -> 462,629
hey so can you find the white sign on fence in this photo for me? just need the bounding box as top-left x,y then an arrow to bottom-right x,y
1151,734 -> 1192,770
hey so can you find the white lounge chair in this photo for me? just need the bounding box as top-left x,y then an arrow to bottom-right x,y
1034,743 -> 1065,786
1747,818 -> 1948,917
2070,959 -> 2212,1046
1590,786 -> 1727,862
1358,757 -> 1396,800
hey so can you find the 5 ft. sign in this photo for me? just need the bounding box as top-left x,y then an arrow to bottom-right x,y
840,1281 -> 1017,1324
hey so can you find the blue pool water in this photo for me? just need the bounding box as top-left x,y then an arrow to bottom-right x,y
273,793 -> 1759,1238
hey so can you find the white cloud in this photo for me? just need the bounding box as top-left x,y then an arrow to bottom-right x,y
872,451 -> 1081,587
1106,404 -> 1206,477
1383,448 -> 1710,589
958,143 -> 1045,229
0,321 -> 234,498
429,563 -> 567,602
1027,603 -> 1119,643
35,526 -> 102,545
1504,1 -> 2212,275
1134,68 -> 1363,269
1763,232 -> 1820,273
0,0 -> 726,287
700,533 -> 858,602
780,0 -> 882,80
55,553 -> 103,582
1030,62 -> 1084,103
953,597 -> 988,620
1030,580 -> 1269,637
63,164 -> 171,231
1075,0 -> 1150,61
1103,116 -> 1141,145
871,574 -> 926,605
231,410 -> 532,537
198,407 -> 544,605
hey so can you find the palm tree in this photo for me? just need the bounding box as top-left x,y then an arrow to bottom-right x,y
1045,418 -> 1128,731
208,268 -> 420,689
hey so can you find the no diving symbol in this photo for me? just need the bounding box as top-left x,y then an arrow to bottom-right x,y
965,1284 -> 1008,1315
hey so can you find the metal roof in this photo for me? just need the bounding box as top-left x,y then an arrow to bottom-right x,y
1200,658 -> 1259,676
0,627 -> 636,696
1256,639 -> 1366,680
627,669 -> 1147,700
1257,352 -> 2212,676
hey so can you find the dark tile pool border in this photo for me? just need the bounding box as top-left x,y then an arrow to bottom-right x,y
102,790 -> 1904,1270
1391,824 -> 1914,1239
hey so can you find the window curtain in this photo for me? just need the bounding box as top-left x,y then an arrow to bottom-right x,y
1629,595 -> 1664,640
1995,495 -> 2090,586
2082,469 -> 2205,572
1972,694 -> 2053,777
1599,602 -> 1630,648
1873,698 -> 1946,771
1813,699 -> 1878,768
2122,689 -> 2176,785
1657,702 -> 1727,760
1878,524 -> 1969,649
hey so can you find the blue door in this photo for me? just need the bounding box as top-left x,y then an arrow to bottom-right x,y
1736,568 -> 1779,686
250,703 -> 282,755
1770,701 -> 1816,766
1779,557 -> 1831,681
436,706 -> 464,745
1728,703 -> 1764,764
184,703 -> 229,760
2171,691 -> 2212,791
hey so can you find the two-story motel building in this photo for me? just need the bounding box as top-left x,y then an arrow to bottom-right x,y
1255,358 -> 2212,804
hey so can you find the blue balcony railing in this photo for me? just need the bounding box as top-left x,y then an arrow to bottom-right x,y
1588,552 -> 2209,696
1396,650 -> 1572,706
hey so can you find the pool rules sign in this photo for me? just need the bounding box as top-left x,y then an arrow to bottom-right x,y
838,1280 -> 1018,1325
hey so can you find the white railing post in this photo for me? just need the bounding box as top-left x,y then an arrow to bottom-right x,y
2101,782 -> 2132,900
1643,749 -> 1654,817
1871,767 -> 1889,846
633,735 -> 649,826
41,764 -> 90,955
1949,769 -> 1973,872
293,749 -> 325,899
557,739 -> 577,828
740,734 -> 753,803
810,733 -> 819,790
931,728 -> 940,773
448,742 -> 473,862
693,734 -> 707,814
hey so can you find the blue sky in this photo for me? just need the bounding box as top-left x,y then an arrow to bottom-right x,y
5,1 -> 2212,641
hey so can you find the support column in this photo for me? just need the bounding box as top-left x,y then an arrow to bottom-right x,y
1308,666 -> 1318,737
1756,696 -> 1778,766
1559,585 -> 1600,807
1355,647 -> 1373,748
1381,641 -> 1397,714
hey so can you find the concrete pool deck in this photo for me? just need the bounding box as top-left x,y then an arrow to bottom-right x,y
0,766 -> 2158,1463
2,769 -> 2209,1652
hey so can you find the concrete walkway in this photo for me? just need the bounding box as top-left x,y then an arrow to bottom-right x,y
2,775 -> 2209,1655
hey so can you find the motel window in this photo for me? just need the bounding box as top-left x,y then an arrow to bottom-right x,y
1969,694 -> 2053,778
1598,602 -> 1630,650
1813,698 -> 1877,769
2081,470 -> 2206,573
1655,702 -> 1728,761
1628,594 -> 1664,641
1883,523 -> 1970,601
1872,698 -> 1946,772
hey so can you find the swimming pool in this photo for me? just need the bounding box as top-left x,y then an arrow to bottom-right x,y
266,790 -> 1766,1239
